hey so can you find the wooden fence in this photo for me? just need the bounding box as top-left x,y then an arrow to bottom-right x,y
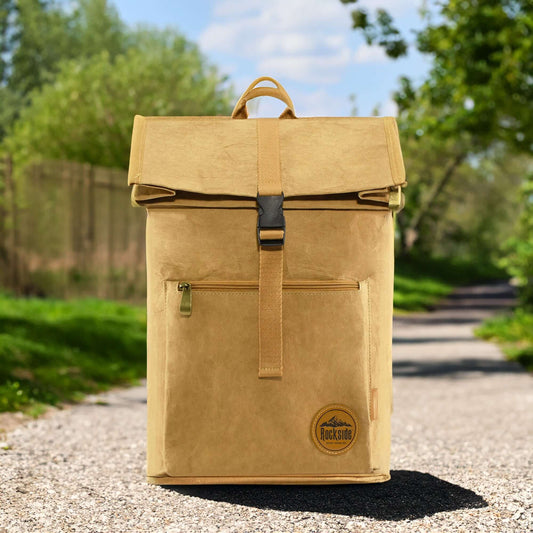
0,156 -> 146,302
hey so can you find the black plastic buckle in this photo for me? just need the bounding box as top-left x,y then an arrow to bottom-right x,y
257,194 -> 285,246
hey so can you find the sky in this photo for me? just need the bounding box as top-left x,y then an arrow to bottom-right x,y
112,0 -> 432,118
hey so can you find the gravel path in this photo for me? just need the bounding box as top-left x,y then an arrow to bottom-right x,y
1,282 -> 531,532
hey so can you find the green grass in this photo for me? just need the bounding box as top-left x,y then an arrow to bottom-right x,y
475,309 -> 533,371
394,254 -> 505,312
0,293 -> 146,414
394,274 -> 452,312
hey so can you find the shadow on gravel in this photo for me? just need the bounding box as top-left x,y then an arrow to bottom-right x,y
394,358 -> 524,377
394,317 -> 484,325
394,336 -> 480,343
167,470 -> 487,520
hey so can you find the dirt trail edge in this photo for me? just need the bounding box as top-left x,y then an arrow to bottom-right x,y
1,282 -> 531,533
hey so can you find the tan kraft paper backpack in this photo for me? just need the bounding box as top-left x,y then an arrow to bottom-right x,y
128,76 -> 406,485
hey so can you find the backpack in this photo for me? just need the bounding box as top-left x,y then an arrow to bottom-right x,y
128,76 -> 406,484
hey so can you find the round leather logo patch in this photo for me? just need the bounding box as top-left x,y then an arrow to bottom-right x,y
311,404 -> 358,455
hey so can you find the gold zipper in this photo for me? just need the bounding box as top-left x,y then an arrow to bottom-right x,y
177,280 -> 360,316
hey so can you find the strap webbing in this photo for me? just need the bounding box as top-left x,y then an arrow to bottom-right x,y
257,119 -> 283,378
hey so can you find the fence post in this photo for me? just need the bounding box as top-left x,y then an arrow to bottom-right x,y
0,158 -> 144,300
107,172 -> 116,299
87,164 -> 95,251
0,157 -> 6,285
4,155 -> 20,291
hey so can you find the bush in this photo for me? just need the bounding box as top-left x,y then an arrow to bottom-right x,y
475,309 -> 533,371
499,174 -> 533,306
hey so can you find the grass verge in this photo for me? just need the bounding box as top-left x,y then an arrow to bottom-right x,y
394,254 -> 505,312
475,309 -> 533,371
0,293 -> 146,415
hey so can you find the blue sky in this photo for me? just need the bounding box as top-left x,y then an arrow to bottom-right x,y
112,0 -> 432,117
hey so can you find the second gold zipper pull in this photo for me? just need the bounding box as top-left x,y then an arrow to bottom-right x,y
178,282 -> 192,316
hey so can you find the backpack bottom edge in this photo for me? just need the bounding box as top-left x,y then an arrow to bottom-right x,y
146,472 -> 390,485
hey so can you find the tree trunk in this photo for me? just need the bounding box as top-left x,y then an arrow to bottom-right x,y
404,151 -> 466,252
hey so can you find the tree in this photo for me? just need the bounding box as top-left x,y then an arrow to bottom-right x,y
413,149 -> 529,261
0,0 -> 127,139
0,0 -> 14,84
4,29 -> 233,169
69,0 -> 126,59
4,0 -> 73,96
343,0 -> 533,252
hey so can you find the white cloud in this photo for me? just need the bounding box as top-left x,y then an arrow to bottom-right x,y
213,0 -> 263,17
201,0 -> 417,113
358,0 -> 415,17
248,88 -> 343,118
380,98 -> 398,117
294,88 -> 346,116
199,0 -> 354,84
353,44 -> 389,64
259,48 -> 352,85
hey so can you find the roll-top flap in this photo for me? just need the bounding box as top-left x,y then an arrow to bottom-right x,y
128,115 -> 406,197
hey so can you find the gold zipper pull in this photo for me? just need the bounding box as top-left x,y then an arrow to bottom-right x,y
178,282 -> 192,316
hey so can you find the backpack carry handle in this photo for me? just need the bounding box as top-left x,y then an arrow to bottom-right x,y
231,76 -> 297,119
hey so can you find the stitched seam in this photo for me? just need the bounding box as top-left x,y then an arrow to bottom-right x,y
277,119 -> 283,190
162,280 -> 169,474
137,118 -> 147,184
256,119 -> 260,193
383,118 -> 403,186
257,120 -> 262,375
382,119 -> 395,186
367,278 -> 373,420
282,291 -> 356,295
278,247 -> 283,372
259,251 -> 263,374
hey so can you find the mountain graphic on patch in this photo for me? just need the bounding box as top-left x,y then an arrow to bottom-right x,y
320,415 -> 352,428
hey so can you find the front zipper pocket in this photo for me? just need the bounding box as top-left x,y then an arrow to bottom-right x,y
164,277 -> 371,477
176,279 -> 361,316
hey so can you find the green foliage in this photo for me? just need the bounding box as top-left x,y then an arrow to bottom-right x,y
0,0 -> 13,83
499,174 -> 533,305
0,294 -> 146,413
475,309 -> 533,371
413,0 -> 533,150
4,28 -> 233,169
3,0 -> 126,93
1,380 -> 33,412
69,0 -> 126,59
344,1 -> 407,58
401,145 -> 528,263
344,0 -> 533,259
5,0 -> 73,96
398,252 -> 505,285
0,0 -> 129,139
347,0 -> 533,150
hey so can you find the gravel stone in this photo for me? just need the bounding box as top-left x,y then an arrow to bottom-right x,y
0,282 -> 531,532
